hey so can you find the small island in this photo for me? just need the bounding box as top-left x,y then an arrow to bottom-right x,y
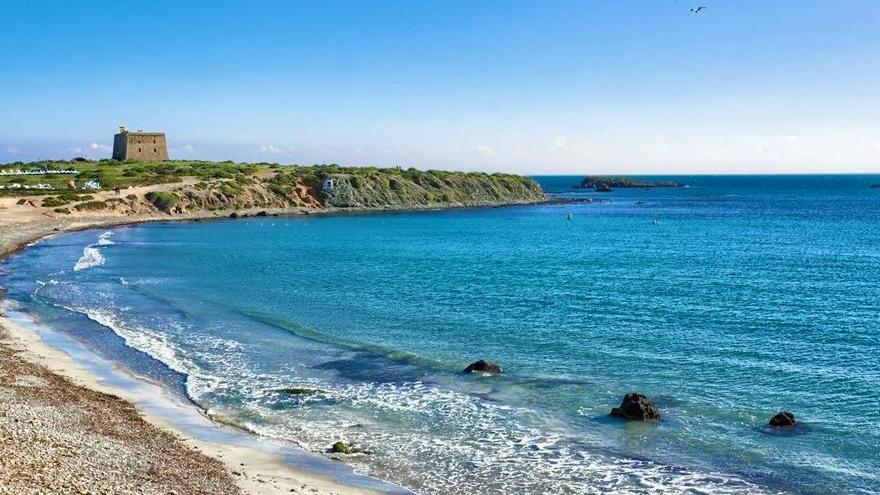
579,176 -> 682,192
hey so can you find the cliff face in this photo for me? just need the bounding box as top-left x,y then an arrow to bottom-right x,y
321,171 -> 545,208
43,168 -> 546,216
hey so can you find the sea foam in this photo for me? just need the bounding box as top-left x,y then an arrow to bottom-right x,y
73,246 -> 105,271
73,232 -> 114,271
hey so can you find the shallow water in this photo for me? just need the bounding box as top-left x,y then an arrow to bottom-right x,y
3,175 -> 880,494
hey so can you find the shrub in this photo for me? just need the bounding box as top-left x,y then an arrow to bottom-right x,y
269,183 -> 286,196
144,191 -> 179,212
219,182 -> 243,197
74,200 -> 108,211
53,207 -> 71,214
42,197 -> 69,208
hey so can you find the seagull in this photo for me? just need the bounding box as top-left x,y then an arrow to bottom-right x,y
690,6 -> 707,13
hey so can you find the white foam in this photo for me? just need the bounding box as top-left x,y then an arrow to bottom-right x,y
97,231 -> 115,245
78,307 -> 192,376
73,246 -> 105,271
73,232 -> 115,271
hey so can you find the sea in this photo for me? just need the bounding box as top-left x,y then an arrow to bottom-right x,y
2,175 -> 879,494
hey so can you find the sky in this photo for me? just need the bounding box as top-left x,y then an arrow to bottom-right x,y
1,0 -> 879,174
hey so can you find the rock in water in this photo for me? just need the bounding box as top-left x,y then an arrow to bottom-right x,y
331,441 -> 350,454
463,360 -> 503,374
769,411 -> 796,427
610,393 -> 661,421
595,183 -> 613,192
278,387 -> 321,395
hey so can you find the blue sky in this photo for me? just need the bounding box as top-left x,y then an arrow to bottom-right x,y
2,0 -> 879,173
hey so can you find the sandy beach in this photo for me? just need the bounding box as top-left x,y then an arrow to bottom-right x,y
0,197 -> 382,495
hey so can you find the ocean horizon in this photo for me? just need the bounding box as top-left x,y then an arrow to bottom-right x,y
3,174 -> 879,494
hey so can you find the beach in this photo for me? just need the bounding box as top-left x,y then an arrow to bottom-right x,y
0,198 -> 383,495
3,175 -> 880,494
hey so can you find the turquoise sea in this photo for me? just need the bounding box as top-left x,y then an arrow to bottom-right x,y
3,175 -> 879,494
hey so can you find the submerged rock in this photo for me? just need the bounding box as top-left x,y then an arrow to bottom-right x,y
769,411 -> 796,427
331,441 -> 350,454
278,387 -> 321,395
463,360 -> 503,374
610,393 -> 660,421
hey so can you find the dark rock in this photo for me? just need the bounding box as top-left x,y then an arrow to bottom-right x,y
278,387 -> 321,395
769,411 -> 796,427
331,441 -> 350,454
610,393 -> 661,421
255,210 -> 268,217
595,183 -> 613,192
871,184 -> 880,188
581,176 -> 681,189
463,360 -> 503,374
229,212 -> 239,218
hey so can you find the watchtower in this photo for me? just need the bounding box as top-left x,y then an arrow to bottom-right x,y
112,126 -> 169,161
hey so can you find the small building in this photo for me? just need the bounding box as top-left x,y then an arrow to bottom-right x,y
82,180 -> 101,190
322,178 -> 335,192
112,126 -> 169,161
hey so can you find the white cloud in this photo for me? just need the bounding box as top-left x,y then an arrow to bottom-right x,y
260,144 -> 284,155
475,145 -> 496,156
90,143 -> 112,152
553,135 -> 568,148
4,146 -> 22,155
184,144 -> 194,152
70,146 -> 84,154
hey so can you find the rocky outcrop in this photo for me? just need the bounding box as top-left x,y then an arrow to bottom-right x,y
463,360 -> 503,374
610,393 -> 660,421
47,167 -> 545,217
768,411 -> 796,427
322,170 -> 545,209
580,176 -> 681,190
331,441 -> 350,454
278,387 -> 321,395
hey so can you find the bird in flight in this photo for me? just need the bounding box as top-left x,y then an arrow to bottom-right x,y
690,6 -> 707,13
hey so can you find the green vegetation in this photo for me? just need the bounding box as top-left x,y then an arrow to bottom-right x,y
74,200 -> 109,211
144,191 -> 179,212
580,176 -> 682,189
41,192 -> 93,207
1,160 -> 545,210
0,159 -> 262,196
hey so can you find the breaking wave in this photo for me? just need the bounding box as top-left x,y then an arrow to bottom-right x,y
73,246 -> 105,271
73,231 -> 114,271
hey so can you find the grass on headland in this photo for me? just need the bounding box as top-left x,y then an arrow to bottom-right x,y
1,159 -> 539,199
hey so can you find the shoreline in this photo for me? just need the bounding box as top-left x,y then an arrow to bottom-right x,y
0,204 -> 428,494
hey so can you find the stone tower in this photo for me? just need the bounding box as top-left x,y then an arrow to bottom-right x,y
112,126 -> 169,161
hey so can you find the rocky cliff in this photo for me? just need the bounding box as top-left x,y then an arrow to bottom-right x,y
37,164 -> 546,216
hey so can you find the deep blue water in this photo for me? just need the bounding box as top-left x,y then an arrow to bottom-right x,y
3,175 -> 880,494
